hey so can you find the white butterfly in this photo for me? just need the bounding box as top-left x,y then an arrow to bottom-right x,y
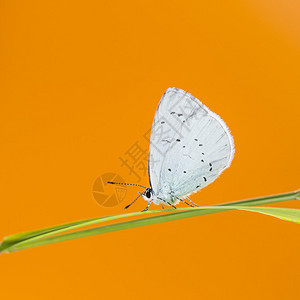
108,88 -> 235,211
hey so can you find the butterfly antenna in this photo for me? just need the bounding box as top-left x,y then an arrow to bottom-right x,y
107,181 -> 147,189
124,193 -> 142,210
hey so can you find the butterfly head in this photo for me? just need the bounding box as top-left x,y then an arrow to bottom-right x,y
140,187 -> 153,201
107,181 -> 155,208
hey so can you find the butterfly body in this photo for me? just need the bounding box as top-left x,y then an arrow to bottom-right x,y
140,188 -> 181,206
144,87 -> 234,208
109,87 -> 235,210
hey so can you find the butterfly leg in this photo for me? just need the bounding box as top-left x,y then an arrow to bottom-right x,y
124,193 -> 142,210
185,196 -> 199,207
168,202 -> 177,209
161,203 -> 165,209
157,197 -> 176,209
141,200 -> 153,212
175,196 -> 194,207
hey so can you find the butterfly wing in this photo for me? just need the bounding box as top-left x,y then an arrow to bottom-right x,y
148,87 -> 234,200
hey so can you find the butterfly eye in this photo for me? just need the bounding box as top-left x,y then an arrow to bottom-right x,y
146,190 -> 151,198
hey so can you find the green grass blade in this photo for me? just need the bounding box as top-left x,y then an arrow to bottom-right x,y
0,210 -> 167,252
236,206 -> 300,223
1,190 -> 299,253
3,204 -> 300,253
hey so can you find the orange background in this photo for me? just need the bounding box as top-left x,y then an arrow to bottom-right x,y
1,1 -> 300,299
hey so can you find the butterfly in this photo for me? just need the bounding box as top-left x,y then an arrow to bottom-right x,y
108,88 -> 235,211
